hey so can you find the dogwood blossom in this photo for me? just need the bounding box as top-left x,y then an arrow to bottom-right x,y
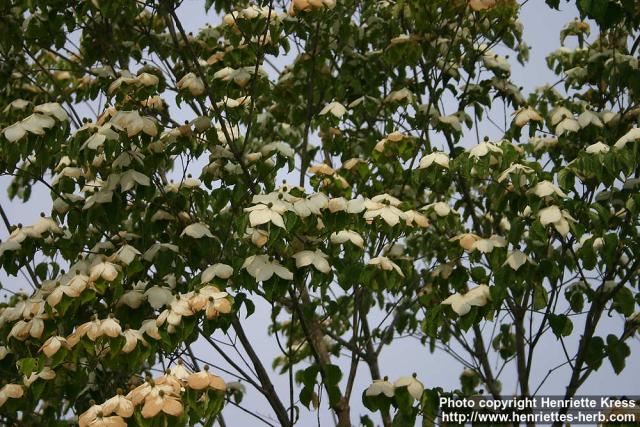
442,285 -> 491,315
293,249 -> 331,273
368,256 -> 404,277
242,255 -> 293,281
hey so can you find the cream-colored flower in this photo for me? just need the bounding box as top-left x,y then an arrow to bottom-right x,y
424,202 -> 454,217
122,328 -> 147,353
330,230 -> 364,248
181,223 -> 214,239
293,249 -> 331,273
187,367 -> 227,391
550,106 -> 572,126
403,210 -> 429,227
529,181 -> 566,198
201,263 -> 233,283
89,261 -> 120,282
34,102 -> 68,121
23,367 -> 56,387
513,107 -> 543,127
497,163 -> 534,183
245,202 -> 287,228
418,151 -> 449,169
242,255 -> 293,282
319,101 -> 347,118
470,235 -> 506,253
144,286 -> 173,309
442,285 -> 491,316
469,0 -> 497,11
539,205 -> 575,237
363,195 -> 406,226
577,110 -> 603,128
100,317 -> 122,338
585,141 -> 610,154
308,163 -> 335,176
368,256 -> 404,277
365,378 -> 394,397
394,375 -> 424,400
0,384 -> 24,408
469,141 -> 503,159
111,111 -> 157,137
39,335 -> 67,357
503,250 -> 536,271
555,117 -> 580,135
102,393 -> 135,417
177,72 -> 205,96
614,127 -> 640,150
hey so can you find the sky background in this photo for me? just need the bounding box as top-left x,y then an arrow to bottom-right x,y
1,1 -> 638,426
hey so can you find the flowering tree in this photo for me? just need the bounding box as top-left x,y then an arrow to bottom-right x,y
0,0 -> 639,425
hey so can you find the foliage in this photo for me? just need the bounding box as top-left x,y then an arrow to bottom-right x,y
0,0 -> 639,426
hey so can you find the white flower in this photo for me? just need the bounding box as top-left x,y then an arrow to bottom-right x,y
394,375 -> 424,400
3,114 -> 56,142
368,256 -> 404,277
34,102 -> 68,121
293,193 -> 329,217
0,384 -> 24,407
181,223 -> 214,239
177,72 -> 205,96
403,210 -> 429,227
81,124 -> 120,150
328,197 -> 348,213
0,240 -> 21,257
242,255 -> 293,282
363,196 -> 405,226
539,205 -> 575,237
483,50 -> 510,73
577,110 -> 603,128
424,202 -> 453,217
365,379 -> 395,397
319,101 -> 347,118
39,336 -> 67,358
118,283 -> 147,309
497,163 -> 534,183
144,286 -> 173,309
89,261 -> 119,282
119,170 -> 151,192
468,141 -> 502,159
550,106 -> 572,126
555,117 -> 580,135
201,264 -> 233,283
330,230 -> 364,248
100,317 -> 122,338
261,141 -> 294,158
442,285 -> 491,316
308,163 -> 336,176
384,88 -> 413,103
418,151 -> 449,169
585,141 -> 610,154
503,250 -> 535,271
614,127 -> 640,150
471,235 -> 506,253
529,181 -> 566,198
111,110 -> 157,137
513,107 -> 543,127
245,203 -> 287,228
293,250 -> 331,273
115,244 -> 141,265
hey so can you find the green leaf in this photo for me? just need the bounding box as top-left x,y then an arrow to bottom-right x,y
548,314 -> 573,338
606,335 -> 630,374
325,364 -> 342,386
584,336 -> 605,370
